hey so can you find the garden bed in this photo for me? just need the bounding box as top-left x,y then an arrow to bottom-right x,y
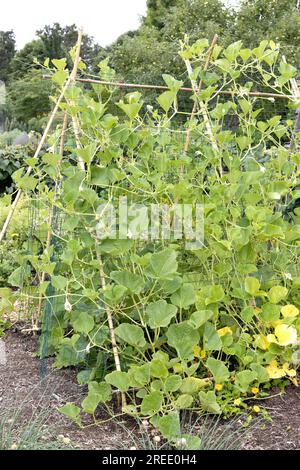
0,330 -> 299,450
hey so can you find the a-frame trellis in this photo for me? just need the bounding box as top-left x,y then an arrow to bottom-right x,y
0,30 -> 299,410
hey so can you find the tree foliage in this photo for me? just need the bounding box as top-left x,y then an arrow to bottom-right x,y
0,31 -> 16,82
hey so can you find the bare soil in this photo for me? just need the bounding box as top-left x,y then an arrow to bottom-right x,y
0,329 -> 299,450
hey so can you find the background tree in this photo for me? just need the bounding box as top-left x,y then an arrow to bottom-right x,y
36,23 -> 100,67
9,40 -> 46,80
0,31 -> 16,82
235,0 -> 300,66
144,0 -> 178,28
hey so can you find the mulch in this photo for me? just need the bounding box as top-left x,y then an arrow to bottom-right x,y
0,329 -> 299,450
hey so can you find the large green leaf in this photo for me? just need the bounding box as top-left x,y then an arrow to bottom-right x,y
141,391 -> 163,415
235,370 -> 257,392
105,371 -> 130,392
72,312 -> 95,334
170,283 -> 195,309
147,249 -> 178,280
206,357 -> 230,383
115,323 -> 146,347
81,381 -> 112,414
166,321 -> 200,359
156,412 -> 181,439
146,300 -> 177,328
198,391 -> 221,414
203,322 -> 222,351
110,270 -> 145,294
188,310 -> 214,329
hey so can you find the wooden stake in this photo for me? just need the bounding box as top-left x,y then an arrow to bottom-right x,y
33,28 -> 83,328
184,34 -> 219,154
282,55 -> 300,151
43,76 -> 292,100
65,29 -> 126,410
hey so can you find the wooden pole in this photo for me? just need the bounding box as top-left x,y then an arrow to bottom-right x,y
45,76 -> 292,100
282,55 -> 300,151
184,34 -> 219,154
65,29 -> 127,410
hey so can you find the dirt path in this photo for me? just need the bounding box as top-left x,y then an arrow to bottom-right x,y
0,330 -> 299,450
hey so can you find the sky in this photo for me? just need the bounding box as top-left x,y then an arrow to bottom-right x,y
0,0 -> 239,50
0,0 -> 148,49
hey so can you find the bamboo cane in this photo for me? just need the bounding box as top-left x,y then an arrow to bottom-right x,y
282,55 -> 300,151
32,28 -> 83,329
65,30 -> 126,410
184,34 -> 219,154
43,76 -> 292,100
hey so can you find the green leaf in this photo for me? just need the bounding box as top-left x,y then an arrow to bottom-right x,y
260,303 -> 281,322
203,322 -> 222,351
166,322 -> 200,359
150,359 -> 169,379
174,394 -> 193,409
235,370 -> 256,392
170,283 -> 195,309
244,277 -> 260,296
81,381 -> 112,414
164,375 -> 182,392
59,403 -> 81,426
131,364 -> 151,386
268,286 -> 288,304
147,248 -> 178,280
188,310 -> 214,329
162,74 -> 183,91
206,357 -> 230,383
105,371 -> 130,392
72,312 -> 94,334
141,391 -> 163,416
279,61 -> 297,79
205,285 -> 225,305
18,175 -> 37,191
157,90 -> 177,113
42,153 -> 61,166
110,270 -> 145,294
8,267 -> 25,288
51,275 -> 68,290
156,412 -> 180,439
250,363 -> 269,383
146,300 -> 177,329
198,391 -> 221,414
115,323 -> 146,347
117,101 -> 142,120
180,377 -> 209,394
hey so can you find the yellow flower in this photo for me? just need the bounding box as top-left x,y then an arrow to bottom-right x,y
266,359 -> 286,379
200,349 -> 206,359
234,398 -> 241,406
217,326 -> 233,337
287,369 -> 297,377
290,377 -> 298,386
251,387 -> 259,395
254,334 -> 270,350
215,383 -> 223,391
193,345 -> 201,358
274,324 -> 298,346
281,304 -> 299,319
252,405 -> 260,413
